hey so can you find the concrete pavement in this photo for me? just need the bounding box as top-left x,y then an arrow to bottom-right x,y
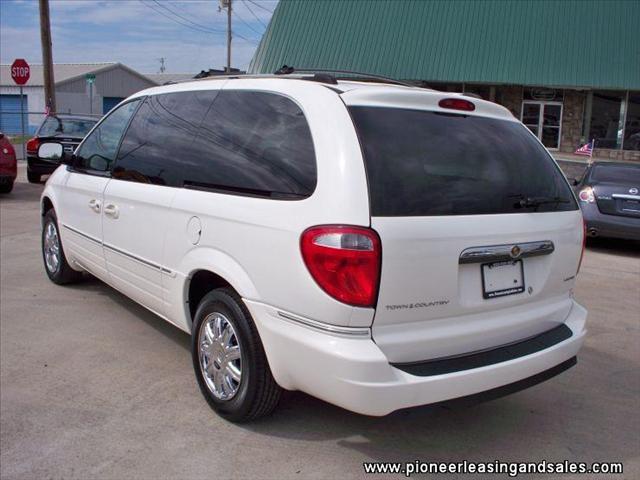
1,166 -> 639,479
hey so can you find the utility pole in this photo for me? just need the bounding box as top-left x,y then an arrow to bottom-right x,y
39,0 -> 56,113
226,0 -> 232,73
219,0 -> 232,72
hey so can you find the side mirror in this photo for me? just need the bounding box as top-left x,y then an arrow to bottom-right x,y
37,142 -> 63,163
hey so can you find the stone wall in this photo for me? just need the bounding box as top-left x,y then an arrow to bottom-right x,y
559,90 -> 585,153
496,86 -> 523,118
594,148 -> 640,162
481,85 -> 639,162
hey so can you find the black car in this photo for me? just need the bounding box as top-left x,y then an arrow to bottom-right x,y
574,161 -> 640,241
26,114 -> 98,183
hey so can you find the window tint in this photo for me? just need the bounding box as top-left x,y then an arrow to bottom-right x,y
349,107 -> 577,216
114,90 -> 218,185
589,165 -> 640,184
39,117 -> 97,137
185,90 -> 316,198
114,90 -> 316,198
589,91 -> 624,149
75,100 -> 141,172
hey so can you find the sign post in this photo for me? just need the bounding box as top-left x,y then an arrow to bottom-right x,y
11,59 -> 30,160
85,73 -> 96,114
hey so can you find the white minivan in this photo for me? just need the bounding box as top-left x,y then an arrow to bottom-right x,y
39,73 -> 587,422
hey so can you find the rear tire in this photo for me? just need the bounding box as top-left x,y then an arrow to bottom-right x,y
27,171 -> 41,183
0,181 -> 13,193
192,288 -> 282,422
42,209 -> 83,284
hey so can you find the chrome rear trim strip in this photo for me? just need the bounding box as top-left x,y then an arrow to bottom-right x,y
459,240 -> 554,264
277,311 -> 371,338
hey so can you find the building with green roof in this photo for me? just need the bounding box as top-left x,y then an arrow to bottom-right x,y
250,0 -> 640,160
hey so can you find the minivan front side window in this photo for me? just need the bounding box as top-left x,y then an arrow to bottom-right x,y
75,99 -> 141,172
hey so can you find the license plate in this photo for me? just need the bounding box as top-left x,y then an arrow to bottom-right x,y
481,260 -> 525,299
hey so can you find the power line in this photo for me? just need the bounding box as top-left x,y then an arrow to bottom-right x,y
138,0 -> 259,45
246,0 -> 273,14
151,0 -> 226,33
139,0 -> 224,35
232,29 -> 259,45
241,0 -> 267,28
232,9 -> 264,38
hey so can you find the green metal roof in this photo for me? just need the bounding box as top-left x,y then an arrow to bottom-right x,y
250,0 -> 640,90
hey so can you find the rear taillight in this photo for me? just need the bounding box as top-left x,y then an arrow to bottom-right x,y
5,142 -> 15,156
26,137 -> 39,155
438,98 -> 476,112
578,187 -> 595,203
577,218 -> 586,274
300,225 -> 381,307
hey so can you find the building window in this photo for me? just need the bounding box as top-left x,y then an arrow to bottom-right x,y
623,92 -> 640,151
589,91 -> 625,149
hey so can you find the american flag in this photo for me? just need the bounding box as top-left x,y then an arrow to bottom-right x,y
575,140 -> 594,157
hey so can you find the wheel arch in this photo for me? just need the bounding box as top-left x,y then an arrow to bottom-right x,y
41,195 -> 54,223
179,247 -> 260,332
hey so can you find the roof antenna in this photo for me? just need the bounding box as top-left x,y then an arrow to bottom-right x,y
274,65 -> 295,75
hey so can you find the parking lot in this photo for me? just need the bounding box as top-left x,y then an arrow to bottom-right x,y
1,165 -> 639,479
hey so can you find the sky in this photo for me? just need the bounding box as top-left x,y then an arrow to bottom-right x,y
0,0 -> 278,74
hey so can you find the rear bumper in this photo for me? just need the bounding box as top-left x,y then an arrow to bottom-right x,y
246,299 -> 587,416
581,202 -> 640,241
27,157 -> 57,175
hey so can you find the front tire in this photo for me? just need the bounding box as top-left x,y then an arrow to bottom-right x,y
192,288 -> 282,422
42,209 -> 83,284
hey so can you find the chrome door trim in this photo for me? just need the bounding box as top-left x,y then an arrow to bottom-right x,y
103,242 -> 170,272
62,223 -> 102,245
459,240 -> 554,264
62,224 -> 175,276
277,311 -> 371,338
612,194 -> 640,201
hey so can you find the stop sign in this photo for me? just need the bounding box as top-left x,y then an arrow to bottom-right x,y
11,59 -> 30,85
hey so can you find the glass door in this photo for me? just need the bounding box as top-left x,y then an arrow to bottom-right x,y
521,101 -> 563,150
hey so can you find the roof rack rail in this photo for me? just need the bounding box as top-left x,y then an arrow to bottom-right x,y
273,65 -> 415,88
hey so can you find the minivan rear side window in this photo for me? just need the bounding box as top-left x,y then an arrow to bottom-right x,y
349,107 -> 578,216
186,90 -> 316,198
115,90 -> 316,198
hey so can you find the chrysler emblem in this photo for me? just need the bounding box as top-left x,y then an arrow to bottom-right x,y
510,245 -> 522,259
630,187 -> 639,195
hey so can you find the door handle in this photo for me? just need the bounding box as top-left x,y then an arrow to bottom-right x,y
103,204 -> 119,219
88,199 -> 101,213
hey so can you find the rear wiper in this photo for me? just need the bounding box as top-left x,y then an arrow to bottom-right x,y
515,196 -> 570,209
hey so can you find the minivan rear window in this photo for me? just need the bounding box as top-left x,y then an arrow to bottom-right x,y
349,107 -> 578,216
